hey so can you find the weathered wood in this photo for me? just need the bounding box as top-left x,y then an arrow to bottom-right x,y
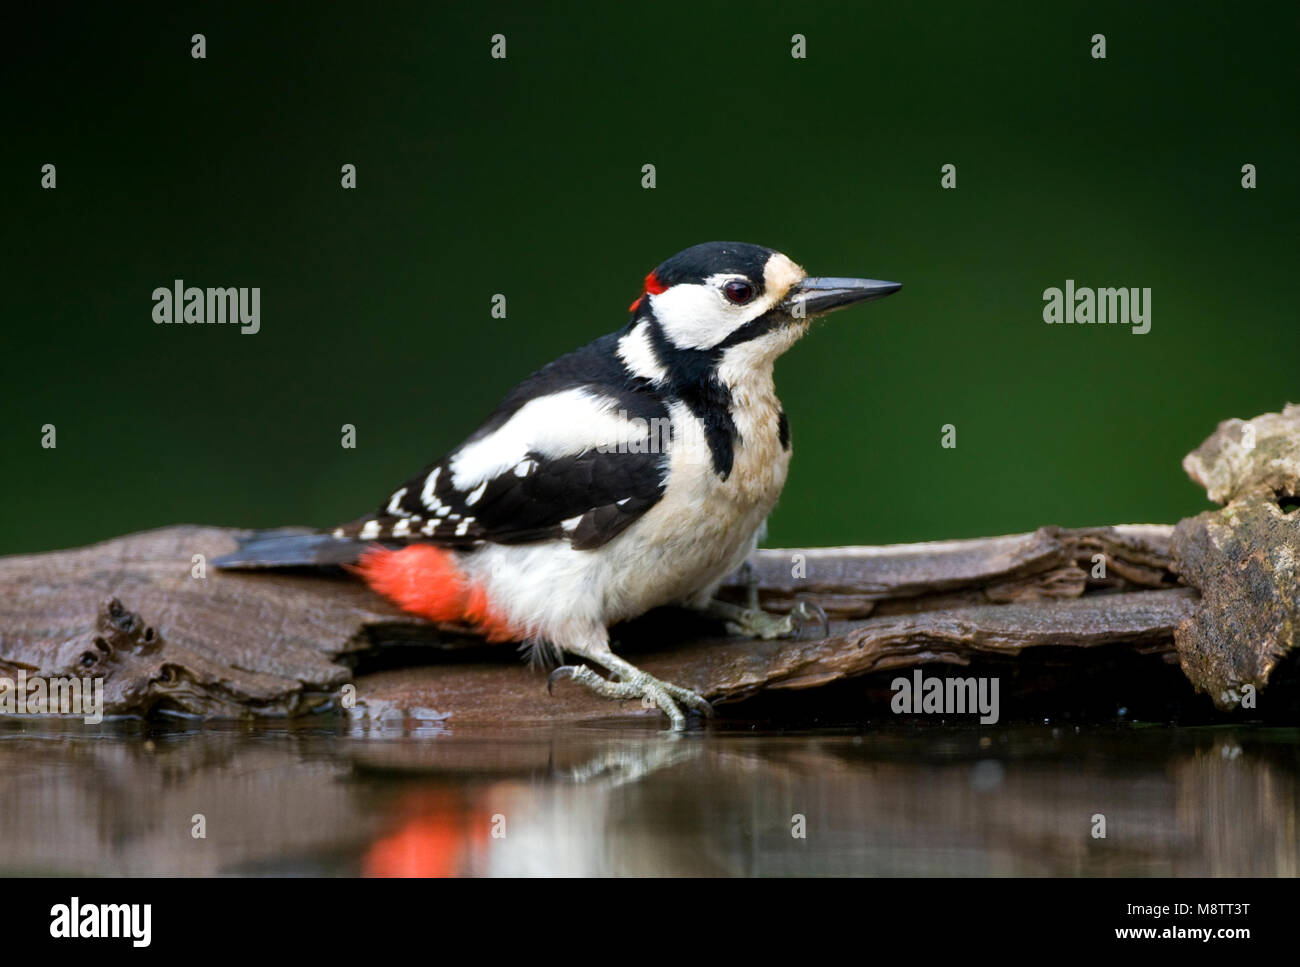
719,524 -> 1177,617
0,526 -> 402,717
1182,402 -> 1300,504
1172,497 -> 1300,708
1,403 -> 1295,726
1169,403 -> 1300,709
354,589 -> 1197,725
0,522 -> 1191,723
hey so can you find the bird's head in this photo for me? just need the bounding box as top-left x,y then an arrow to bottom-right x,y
624,242 -> 900,375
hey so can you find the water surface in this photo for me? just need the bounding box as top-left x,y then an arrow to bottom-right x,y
1,720 -> 1295,876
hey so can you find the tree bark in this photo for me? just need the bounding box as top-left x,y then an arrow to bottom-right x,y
1,405 -> 1296,725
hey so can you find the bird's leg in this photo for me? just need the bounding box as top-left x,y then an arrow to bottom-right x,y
740,560 -> 762,610
548,638 -> 712,731
704,564 -> 830,639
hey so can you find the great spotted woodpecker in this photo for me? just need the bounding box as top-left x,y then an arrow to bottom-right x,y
215,242 -> 901,728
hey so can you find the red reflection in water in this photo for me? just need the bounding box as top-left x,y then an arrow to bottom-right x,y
363,793 -> 490,878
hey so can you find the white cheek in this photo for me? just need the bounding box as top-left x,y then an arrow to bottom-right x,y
650,283 -> 781,350
649,284 -> 734,350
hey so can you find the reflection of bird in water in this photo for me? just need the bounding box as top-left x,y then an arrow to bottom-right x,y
359,737 -> 701,876
553,735 -> 702,787
362,791 -> 490,878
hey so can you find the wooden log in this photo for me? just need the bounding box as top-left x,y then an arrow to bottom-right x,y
0,403 -> 1294,726
0,522 -> 1195,724
354,589 -> 1197,725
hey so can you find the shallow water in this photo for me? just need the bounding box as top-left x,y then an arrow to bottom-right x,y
1,719 -> 1296,876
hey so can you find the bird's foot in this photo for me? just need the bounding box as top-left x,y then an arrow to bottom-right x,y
706,597 -> 830,640
548,661 -> 712,731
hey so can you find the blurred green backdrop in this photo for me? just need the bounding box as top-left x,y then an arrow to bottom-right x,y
2,1 -> 1296,555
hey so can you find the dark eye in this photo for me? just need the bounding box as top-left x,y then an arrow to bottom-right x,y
722,279 -> 755,305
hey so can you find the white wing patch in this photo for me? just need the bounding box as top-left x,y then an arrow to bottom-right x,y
447,387 -> 643,490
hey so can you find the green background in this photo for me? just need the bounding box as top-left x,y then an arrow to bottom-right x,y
2,1 -> 1295,555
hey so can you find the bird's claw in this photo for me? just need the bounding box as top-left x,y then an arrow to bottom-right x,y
547,665 -> 576,696
546,662 -> 712,730
791,597 -> 831,638
716,596 -> 830,640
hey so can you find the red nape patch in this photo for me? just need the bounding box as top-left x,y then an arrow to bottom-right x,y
628,270 -> 669,312
643,271 -> 668,295
355,545 -> 519,642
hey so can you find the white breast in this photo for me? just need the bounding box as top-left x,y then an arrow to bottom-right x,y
461,341 -> 797,646
592,345 -> 795,620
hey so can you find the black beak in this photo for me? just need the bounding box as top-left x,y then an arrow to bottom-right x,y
782,277 -> 902,317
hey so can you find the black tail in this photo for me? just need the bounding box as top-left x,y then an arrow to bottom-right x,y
213,528 -> 372,569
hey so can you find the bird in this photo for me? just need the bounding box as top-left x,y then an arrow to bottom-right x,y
214,242 -> 901,728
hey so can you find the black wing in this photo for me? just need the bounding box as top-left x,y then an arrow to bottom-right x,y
333,332 -> 673,551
